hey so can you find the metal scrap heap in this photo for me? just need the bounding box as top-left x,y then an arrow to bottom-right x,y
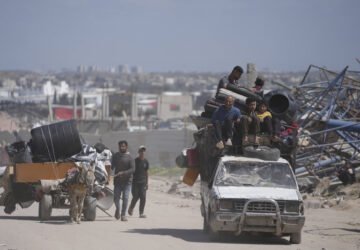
291,64 -> 360,182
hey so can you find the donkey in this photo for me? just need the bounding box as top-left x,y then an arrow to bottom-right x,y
66,164 -> 95,223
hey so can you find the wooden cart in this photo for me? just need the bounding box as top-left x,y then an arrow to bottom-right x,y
2,162 -> 110,221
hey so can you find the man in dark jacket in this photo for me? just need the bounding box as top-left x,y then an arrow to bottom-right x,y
111,140 -> 135,221
215,65 -> 243,96
128,145 -> 149,218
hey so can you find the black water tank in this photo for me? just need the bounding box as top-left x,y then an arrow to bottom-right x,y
30,119 -> 82,162
263,90 -> 297,122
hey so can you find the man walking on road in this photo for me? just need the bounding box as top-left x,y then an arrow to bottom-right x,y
111,140 -> 135,221
128,145 -> 149,218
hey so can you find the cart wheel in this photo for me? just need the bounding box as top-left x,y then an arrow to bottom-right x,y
39,194 -> 52,221
290,232 -> 301,244
83,196 -> 96,221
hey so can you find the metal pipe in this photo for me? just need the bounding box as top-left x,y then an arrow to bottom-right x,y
307,64 -> 360,84
295,156 -> 341,174
327,119 -> 360,133
298,81 -> 329,88
298,140 -> 360,149
336,130 -> 360,152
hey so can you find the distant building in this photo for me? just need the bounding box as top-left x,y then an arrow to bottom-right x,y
131,66 -> 142,74
118,64 -> 130,74
157,92 -> 192,121
77,65 -> 89,73
89,65 -> 99,73
43,81 -> 54,96
109,67 -> 117,74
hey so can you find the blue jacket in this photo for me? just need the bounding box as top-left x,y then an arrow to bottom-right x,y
211,105 -> 242,125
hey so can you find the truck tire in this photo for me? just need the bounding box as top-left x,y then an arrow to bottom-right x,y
209,227 -> 221,241
243,146 -> 280,161
39,194 -> 52,221
290,232 -> 301,244
83,196 -> 96,221
207,210 -> 221,241
203,216 -> 210,234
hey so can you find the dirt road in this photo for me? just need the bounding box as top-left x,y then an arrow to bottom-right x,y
0,178 -> 359,250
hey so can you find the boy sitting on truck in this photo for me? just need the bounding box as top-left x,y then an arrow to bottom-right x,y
255,101 -> 281,142
240,97 -> 260,145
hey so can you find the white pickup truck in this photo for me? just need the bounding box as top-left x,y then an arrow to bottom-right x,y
201,155 -> 305,244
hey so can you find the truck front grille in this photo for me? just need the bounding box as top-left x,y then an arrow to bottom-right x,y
234,200 -> 285,213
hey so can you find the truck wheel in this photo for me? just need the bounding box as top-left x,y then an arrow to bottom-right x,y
39,194 -> 52,221
290,232 -> 301,244
207,212 -> 221,241
243,146 -> 280,161
83,196 -> 96,221
203,216 -> 209,233
209,227 -> 221,241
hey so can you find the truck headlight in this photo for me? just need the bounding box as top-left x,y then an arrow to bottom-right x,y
299,202 -> 304,215
219,200 -> 233,210
285,201 -> 299,213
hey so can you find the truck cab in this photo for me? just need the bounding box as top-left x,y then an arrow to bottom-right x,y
200,155 -> 305,244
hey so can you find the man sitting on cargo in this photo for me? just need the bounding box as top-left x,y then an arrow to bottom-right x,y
241,97 -> 260,144
215,65 -> 244,96
211,96 -> 242,149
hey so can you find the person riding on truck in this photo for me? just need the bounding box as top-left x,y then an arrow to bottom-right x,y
240,97 -> 260,145
215,65 -> 244,96
249,76 -> 265,92
255,101 -> 281,142
211,96 -> 242,149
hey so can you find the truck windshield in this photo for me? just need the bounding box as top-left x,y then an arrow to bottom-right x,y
215,161 -> 297,189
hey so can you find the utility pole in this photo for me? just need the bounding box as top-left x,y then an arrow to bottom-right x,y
81,95 -> 85,120
47,96 -> 53,122
73,90 -> 77,120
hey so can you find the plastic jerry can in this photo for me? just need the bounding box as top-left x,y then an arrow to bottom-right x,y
183,167 -> 200,186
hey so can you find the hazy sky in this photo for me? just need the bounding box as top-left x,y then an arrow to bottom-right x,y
0,0 -> 359,72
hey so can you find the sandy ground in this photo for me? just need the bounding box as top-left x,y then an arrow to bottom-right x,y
0,177 -> 359,250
